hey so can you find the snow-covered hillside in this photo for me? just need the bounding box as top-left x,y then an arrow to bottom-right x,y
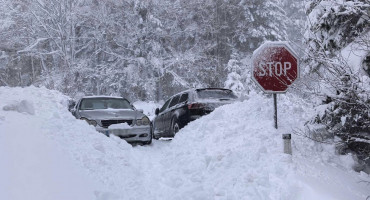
0,86 -> 369,200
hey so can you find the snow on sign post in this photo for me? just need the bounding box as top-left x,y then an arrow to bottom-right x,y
251,42 -> 299,129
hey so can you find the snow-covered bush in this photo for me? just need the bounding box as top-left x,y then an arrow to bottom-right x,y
304,0 -> 370,172
311,74 -> 370,172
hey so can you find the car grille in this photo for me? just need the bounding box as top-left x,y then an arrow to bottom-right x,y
101,119 -> 133,128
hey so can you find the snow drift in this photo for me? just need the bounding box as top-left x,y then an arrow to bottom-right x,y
0,86 -> 369,200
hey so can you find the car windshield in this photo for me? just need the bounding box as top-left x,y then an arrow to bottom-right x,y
196,89 -> 238,100
80,98 -> 132,110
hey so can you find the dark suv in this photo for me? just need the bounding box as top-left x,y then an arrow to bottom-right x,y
153,88 -> 238,139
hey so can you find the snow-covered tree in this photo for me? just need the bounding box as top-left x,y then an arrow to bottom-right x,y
305,0 -> 369,72
0,0 -> 291,101
225,51 -> 244,94
237,0 -> 288,51
305,0 -> 370,170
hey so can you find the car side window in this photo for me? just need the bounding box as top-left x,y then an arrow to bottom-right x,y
178,93 -> 188,104
160,99 -> 171,113
169,95 -> 180,108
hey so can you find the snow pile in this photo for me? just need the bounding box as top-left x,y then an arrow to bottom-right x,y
2,99 -> 35,115
0,86 -> 140,200
154,91 -> 370,199
0,87 -> 98,200
0,86 -> 369,200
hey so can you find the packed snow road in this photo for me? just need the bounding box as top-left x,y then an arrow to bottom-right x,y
0,86 -> 369,200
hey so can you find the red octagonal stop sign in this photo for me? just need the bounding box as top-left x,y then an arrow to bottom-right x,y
251,42 -> 299,93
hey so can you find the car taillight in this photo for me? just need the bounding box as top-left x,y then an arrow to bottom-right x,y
188,103 -> 205,109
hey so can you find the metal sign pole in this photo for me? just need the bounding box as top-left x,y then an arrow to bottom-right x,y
273,93 -> 278,129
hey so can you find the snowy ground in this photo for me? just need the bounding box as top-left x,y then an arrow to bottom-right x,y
0,86 -> 369,200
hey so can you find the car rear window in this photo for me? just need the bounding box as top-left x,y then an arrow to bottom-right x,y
196,89 -> 237,99
80,98 -> 132,110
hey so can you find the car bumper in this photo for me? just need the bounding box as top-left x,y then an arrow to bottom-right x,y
96,125 -> 151,143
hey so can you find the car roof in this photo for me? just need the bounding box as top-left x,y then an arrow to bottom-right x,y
167,87 -> 233,99
195,87 -> 232,91
81,96 -> 125,99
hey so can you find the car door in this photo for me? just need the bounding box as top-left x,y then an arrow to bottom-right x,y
155,98 -> 171,135
177,93 -> 189,126
73,99 -> 82,118
164,95 -> 181,135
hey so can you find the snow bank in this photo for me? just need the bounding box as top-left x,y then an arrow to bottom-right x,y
0,87 -> 98,200
2,99 -> 35,115
1,86 -> 369,200
153,91 -> 370,199
0,86 -> 138,200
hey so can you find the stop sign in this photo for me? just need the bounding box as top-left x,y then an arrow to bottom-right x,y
251,42 -> 299,93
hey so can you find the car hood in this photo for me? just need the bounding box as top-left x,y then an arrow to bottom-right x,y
79,109 -> 146,120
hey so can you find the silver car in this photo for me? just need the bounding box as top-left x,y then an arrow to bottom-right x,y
71,96 -> 152,144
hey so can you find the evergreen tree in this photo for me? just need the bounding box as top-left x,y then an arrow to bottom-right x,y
225,51 -> 244,94
237,0 -> 288,51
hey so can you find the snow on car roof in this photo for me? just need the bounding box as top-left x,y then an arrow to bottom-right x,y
81,96 -> 124,99
195,88 -> 231,91
168,88 -> 232,98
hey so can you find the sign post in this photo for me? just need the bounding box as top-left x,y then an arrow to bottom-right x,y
273,93 -> 278,129
251,41 -> 299,129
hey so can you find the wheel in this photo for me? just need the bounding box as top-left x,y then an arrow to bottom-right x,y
143,139 -> 152,145
170,117 -> 180,137
153,134 -> 159,140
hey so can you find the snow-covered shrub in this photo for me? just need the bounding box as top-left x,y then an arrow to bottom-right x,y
304,0 -> 370,172
307,73 -> 370,172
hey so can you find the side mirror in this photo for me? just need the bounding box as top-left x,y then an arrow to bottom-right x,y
155,108 -> 159,116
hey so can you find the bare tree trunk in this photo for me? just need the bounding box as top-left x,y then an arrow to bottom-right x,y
31,55 -> 35,82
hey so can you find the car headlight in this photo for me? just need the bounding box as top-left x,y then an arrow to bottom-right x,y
141,116 -> 150,126
80,117 -> 97,126
136,119 -> 142,126
136,116 -> 150,126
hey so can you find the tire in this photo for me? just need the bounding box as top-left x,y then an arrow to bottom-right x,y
153,134 -> 159,140
143,139 -> 152,145
170,117 -> 180,137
